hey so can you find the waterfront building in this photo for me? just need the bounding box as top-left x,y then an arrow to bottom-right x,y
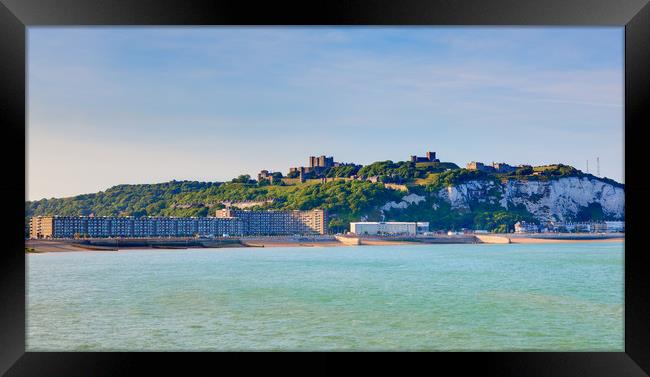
157,218 -> 176,236
215,208 -> 327,235
349,221 -> 429,236
605,221 -> 625,233
541,220 -> 625,233
514,221 -> 539,233
591,222 -> 608,233
87,216 -> 110,237
417,222 -> 430,234
133,217 -> 150,237
111,217 -> 133,237
52,216 -> 86,238
176,217 -> 198,237
29,215 -> 244,239
29,216 -> 54,239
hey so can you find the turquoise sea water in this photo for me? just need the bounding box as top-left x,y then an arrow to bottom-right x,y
27,242 -> 624,351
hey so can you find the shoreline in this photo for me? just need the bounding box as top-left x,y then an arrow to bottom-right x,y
25,234 -> 624,253
509,237 -> 624,244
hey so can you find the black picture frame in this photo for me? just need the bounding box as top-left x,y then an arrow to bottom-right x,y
2,0 -> 649,375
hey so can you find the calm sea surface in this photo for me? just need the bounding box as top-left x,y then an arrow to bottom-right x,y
27,243 -> 624,351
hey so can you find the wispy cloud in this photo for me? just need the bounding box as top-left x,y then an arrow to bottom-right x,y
27,27 -> 624,200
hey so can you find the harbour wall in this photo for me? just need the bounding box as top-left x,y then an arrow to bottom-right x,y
335,235 -> 362,245
474,235 -> 511,244
69,238 -> 244,250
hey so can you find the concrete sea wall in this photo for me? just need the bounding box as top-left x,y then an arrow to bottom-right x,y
474,234 -> 511,244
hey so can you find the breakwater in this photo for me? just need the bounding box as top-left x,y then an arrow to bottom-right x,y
26,236 -> 341,253
363,235 -> 480,244
474,234 -> 511,244
335,235 -> 361,245
68,238 -> 243,250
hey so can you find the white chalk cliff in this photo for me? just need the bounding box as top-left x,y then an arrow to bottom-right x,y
386,177 -> 624,222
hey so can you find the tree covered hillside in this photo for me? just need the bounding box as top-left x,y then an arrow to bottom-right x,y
26,162 -> 623,233
26,180 -> 404,232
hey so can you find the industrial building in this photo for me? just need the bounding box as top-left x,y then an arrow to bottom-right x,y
215,208 -> 328,235
349,222 -> 429,236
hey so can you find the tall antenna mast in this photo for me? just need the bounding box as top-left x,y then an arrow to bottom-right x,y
586,160 -> 589,174
597,157 -> 600,176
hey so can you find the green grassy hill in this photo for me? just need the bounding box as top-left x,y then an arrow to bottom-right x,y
26,161 -> 622,233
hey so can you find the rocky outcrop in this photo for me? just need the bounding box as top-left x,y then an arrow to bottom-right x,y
500,177 -> 624,221
386,177 -> 624,222
381,193 -> 426,211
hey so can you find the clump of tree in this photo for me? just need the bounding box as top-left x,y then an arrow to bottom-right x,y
268,180 -> 402,213
514,166 -> 533,176
533,164 -> 582,177
424,169 -> 492,191
383,193 -> 536,233
322,165 -> 361,178
358,160 -> 402,178
26,179 -> 403,227
26,180 -> 221,218
472,210 -> 535,233
574,202 -> 605,222
358,160 -> 460,183
231,175 -> 256,184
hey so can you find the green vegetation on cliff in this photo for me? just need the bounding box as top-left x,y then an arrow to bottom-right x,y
27,180 -> 403,233
421,169 -> 495,191
27,181 -> 219,219
382,186 -> 535,233
357,160 -> 459,183
26,160 -> 622,233
321,165 -> 361,178
495,164 -> 623,188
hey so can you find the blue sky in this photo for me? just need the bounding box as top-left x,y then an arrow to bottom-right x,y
27,27 -> 623,200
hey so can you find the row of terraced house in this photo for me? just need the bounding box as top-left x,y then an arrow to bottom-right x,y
29,209 -> 327,239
